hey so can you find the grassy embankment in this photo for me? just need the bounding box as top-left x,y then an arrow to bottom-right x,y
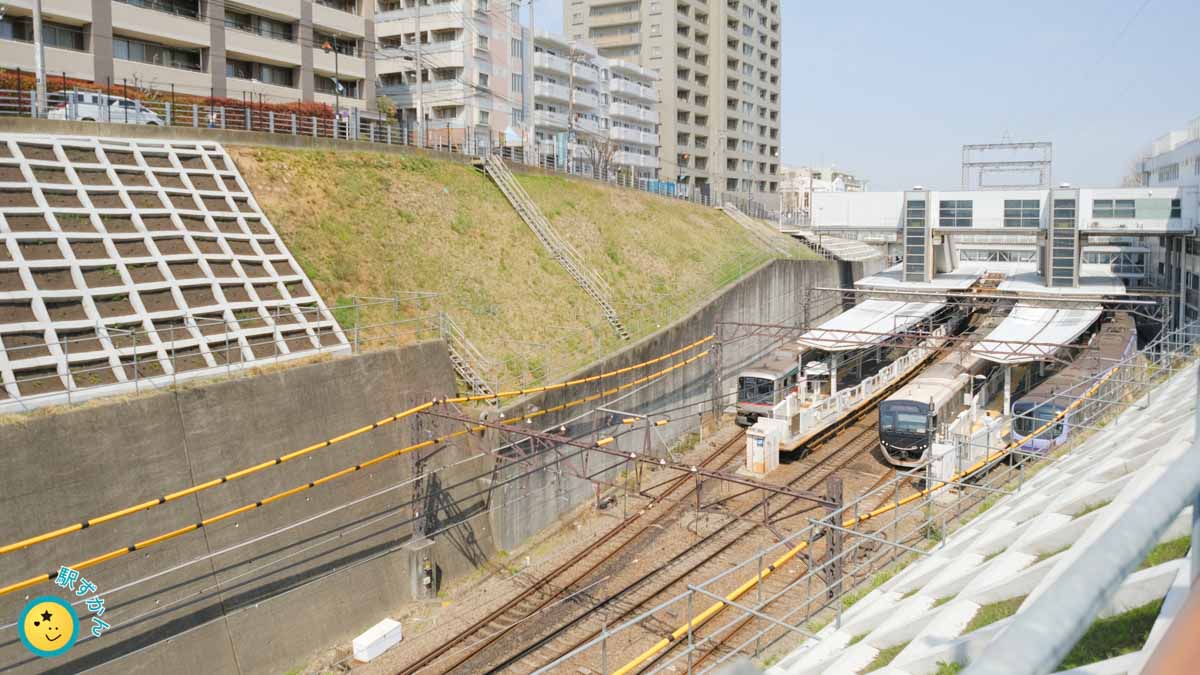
232,147 -> 815,387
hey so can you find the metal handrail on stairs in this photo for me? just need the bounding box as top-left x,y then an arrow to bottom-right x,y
480,154 -> 630,340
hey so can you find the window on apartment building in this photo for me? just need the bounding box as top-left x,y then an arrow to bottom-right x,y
314,74 -> 359,97
225,10 -> 294,41
478,110 -> 490,125
512,107 -> 524,124
114,35 -> 203,71
225,59 -> 295,87
477,0 -> 489,11
1170,198 -> 1182,219
938,200 -> 973,227
511,74 -> 523,93
1158,163 -> 1180,182
0,16 -> 86,51
314,31 -> 359,56
511,37 -> 523,58
1093,199 -> 1136,218
1003,199 -> 1039,227
478,73 -> 490,89
116,0 -> 200,20
314,0 -> 358,13
477,35 -> 489,50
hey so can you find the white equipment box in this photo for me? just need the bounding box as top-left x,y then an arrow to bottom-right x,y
353,618 -> 403,663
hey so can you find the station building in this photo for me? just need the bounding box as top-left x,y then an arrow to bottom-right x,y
799,184 -> 1197,324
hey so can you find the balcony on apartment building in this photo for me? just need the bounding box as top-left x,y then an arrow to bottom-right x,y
609,78 -> 657,102
112,0 -> 210,48
609,101 -> 659,124
375,0 -> 464,21
614,151 -> 658,169
573,116 -> 604,137
534,80 -> 571,102
610,126 -> 659,147
534,109 -> 569,130
572,89 -> 600,110
533,51 -> 571,76
312,0 -> 367,36
573,62 -> 600,84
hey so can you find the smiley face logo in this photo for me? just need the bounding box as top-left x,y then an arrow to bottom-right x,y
18,596 -> 78,658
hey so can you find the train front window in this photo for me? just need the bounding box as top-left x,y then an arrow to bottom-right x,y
880,401 -> 928,435
1014,404 -> 1064,438
738,377 -> 774,404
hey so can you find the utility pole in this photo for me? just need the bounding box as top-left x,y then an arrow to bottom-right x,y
415,0 -> 424,147
32,0 -> 47,117
527,0 -> 535,165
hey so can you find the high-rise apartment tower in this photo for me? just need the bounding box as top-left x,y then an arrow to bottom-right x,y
565,0 -> 781,205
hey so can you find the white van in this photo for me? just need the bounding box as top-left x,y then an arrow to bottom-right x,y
48,92 -> 164,126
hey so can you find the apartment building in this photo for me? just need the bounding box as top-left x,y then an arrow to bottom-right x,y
0,0 -> 376,110
1140,116 -> 1200,324
565,0 -> 781,205
530,32 -> 659,180
375,0 -> 523,145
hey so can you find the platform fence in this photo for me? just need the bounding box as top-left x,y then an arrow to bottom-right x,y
532,316 -> 1200,674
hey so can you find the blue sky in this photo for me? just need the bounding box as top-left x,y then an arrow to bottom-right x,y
531,0 -> 1198,190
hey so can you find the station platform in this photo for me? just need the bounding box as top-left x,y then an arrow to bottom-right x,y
972,304 -> 1103,363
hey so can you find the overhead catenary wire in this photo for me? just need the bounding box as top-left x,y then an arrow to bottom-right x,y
608,354 -> 1129,675
0,334 -> 713,558
0,348 -> 710,597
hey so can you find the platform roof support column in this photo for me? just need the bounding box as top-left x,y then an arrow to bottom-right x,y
831,352 -> 840,396
1004,365 -> 1012,417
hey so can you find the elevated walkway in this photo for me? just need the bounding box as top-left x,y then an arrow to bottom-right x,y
720,202 -> 796,257
788,231 -> 883,263
478,154 -> 629,340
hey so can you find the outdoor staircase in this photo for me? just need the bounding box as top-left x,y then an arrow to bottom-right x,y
480,154 -> 630,340
439,313 -> 496,397
720,202 -> 795,257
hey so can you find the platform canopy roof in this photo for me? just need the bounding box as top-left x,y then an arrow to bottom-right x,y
972,303 -> 1102,364
797,299 -> 945,352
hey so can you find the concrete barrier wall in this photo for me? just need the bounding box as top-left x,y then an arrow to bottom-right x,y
0,257 -> 860,674
488,258 -> 848,551
0,343 -> 486,675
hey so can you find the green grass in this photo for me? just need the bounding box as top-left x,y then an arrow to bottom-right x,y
982,549 -> 1004,563
1034,544 -> 1072,563
931,595 -> 955,608
1137,535 -> 1191,570
1073,499 -> 1112,518
862,641 -> 909,673
847,633 -> 866,646
1057,598 -> 1164,669
842,568 -> 904,609
965,595 -> 1026,633
233,147 -> 790,386
935,660 -> 966,674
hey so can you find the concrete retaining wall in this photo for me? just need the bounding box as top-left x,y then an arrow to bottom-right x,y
0,256 -> 869,674
0,343 -> 482,675
488,258 -> 850,551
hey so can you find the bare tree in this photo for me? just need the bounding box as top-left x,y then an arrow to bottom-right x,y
580,133 -> 619,181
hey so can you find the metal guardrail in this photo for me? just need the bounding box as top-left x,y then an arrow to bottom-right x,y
530,316 -> 1200,674
0,82 -> 777,217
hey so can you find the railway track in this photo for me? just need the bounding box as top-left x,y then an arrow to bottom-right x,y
513,346 -> 943,674
502,412 -> 904,674
402,340 -> 945,674
394,429 -> 746,675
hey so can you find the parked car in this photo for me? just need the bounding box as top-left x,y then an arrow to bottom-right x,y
48,92 -> 163,126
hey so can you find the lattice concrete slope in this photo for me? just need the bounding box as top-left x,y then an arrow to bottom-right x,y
773,364 -> 1197,675
0,133 -> 347,412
